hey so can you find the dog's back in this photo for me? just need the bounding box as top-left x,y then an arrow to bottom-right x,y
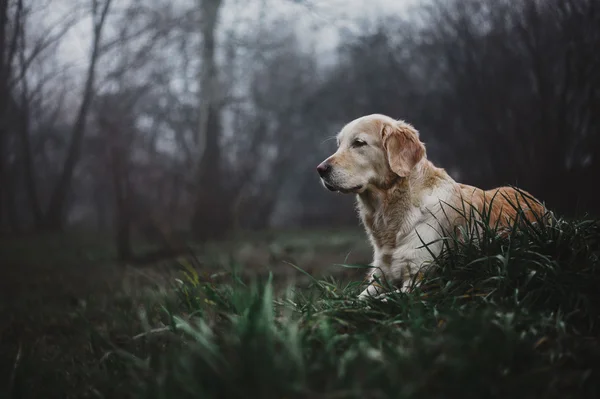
456,184 -> 548,232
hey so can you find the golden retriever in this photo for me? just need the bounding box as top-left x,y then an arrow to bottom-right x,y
317,114 -> 547,299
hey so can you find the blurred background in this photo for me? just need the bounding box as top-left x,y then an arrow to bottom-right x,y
0,0 -> 599,258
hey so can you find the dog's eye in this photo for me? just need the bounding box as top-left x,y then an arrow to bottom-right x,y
352,139 -> 367,148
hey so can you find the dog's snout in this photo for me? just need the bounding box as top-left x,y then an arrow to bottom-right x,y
317,162 -> 331,177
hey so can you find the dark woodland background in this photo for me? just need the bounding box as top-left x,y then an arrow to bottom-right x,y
1,0 -> 599,257
1,2 -> 600,397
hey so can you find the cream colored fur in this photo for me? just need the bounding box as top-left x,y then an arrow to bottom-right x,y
317,114 -> 546,299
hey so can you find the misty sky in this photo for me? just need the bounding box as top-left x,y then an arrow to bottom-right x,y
40,0 -> 419,158
56,0 -> 419,70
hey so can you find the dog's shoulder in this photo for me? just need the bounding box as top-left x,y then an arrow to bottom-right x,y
412,161 -> 457,205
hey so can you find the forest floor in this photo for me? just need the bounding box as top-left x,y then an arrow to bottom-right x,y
0,228 -> 369,398
1,217 -> 600,399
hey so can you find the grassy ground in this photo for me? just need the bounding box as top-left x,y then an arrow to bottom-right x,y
1,215 -> 600,398
0,228 -> 370,398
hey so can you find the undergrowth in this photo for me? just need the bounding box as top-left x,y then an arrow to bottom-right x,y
5,206 -> 600,398
122,211 -> 600,399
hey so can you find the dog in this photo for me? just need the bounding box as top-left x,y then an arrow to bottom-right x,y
317,114 -> 547,299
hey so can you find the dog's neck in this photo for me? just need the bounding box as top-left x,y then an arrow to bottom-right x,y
358,158 -> 431,213
356,158 -> 453,251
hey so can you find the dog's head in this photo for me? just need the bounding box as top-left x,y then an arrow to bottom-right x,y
317,114 -> 425,193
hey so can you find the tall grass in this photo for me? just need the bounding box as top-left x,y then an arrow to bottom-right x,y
4,197 -> 599,398
120,206 -> 600,399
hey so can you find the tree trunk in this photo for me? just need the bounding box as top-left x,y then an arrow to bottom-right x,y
93,179 -> 108,231
191,0 -> 230,240
13,8 -> 43,228
0,0 -> 11,231
115,193 -> 132,261
5,163 -> 19,231
111,149 -> 132,261
17,81 -> 42,227
42,0 -> 112,231
191,109 -> 231,239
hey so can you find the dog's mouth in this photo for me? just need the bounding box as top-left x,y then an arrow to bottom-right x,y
324,182 -> 337,191
323,181 -> 362,194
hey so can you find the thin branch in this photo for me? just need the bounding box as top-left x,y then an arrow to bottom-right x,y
8,8 -> 82,89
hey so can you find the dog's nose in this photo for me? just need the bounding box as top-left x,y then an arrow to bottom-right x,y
317,162 -> 331,177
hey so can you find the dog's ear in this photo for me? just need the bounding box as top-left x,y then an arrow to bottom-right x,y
381,121 -> 425,177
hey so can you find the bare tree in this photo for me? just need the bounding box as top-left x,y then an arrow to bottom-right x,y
95,92 -> 139,260
191,0 -> 228,239
42,0 -> 113,230
0,0 -> 24,231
